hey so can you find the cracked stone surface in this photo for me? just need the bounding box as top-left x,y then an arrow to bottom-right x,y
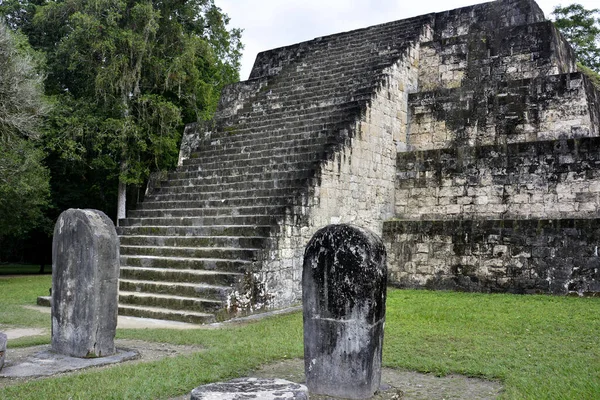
0,332 -> 6,372
191,378 -> 308,400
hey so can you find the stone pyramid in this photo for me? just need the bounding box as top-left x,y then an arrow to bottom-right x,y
117,0 -> 600,323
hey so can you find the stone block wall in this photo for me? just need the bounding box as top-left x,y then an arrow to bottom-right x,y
309,44 -> 423,231
383,219 -> 600,295
384,1 -> 600,296
409,23 -> 589,151
395,137 -> 600,220
409,73 -> 595,150
418,22 -> 576,92
419,21 -> 576,91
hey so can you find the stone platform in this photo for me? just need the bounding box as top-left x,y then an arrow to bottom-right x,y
0,347 -> 138,378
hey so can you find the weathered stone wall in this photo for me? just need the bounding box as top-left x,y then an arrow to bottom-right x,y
395,136 -> 600,220
409,23 -> 589,151
409,72 -> 595,151
384,1 -> 600,295
383,219 -> 600,295
418,22 -> 576,93
311,44 -> 424,231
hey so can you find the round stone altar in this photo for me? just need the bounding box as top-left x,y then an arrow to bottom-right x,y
190,378 -> 308,400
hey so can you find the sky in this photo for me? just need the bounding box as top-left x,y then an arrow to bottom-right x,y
217,0 -> 599,80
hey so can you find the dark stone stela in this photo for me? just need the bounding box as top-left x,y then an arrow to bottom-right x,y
51,209 -> 120,358
0,332 -> 6,372
303,224 -> 387,399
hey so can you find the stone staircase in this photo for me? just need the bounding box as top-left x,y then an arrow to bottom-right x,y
115,14 -> 433,323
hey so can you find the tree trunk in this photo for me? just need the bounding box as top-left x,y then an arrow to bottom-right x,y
117,180 -> 126,225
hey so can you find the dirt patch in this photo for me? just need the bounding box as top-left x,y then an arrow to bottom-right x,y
171,359 -> 502,400
252,359 -> 502,400
1,344 -> 502,399
1,328 -> 48,340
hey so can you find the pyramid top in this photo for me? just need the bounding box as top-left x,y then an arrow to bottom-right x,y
249,0 -> 547,80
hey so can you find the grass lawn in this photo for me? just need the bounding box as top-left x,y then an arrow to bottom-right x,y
1,275 -> 599,399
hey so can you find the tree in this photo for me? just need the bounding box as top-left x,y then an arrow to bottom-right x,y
6,0 -> 242,221
0,19 -> 50,249
552,3 -> 600,72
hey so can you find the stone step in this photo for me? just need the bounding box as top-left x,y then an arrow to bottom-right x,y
184,142 -> 331,165
120,255 -> 251,273
188,136 -> 329,156
119,279 -> 230,300
189,135 -> 332,158
172,160 -> 318,179
118,304 -> 216,324
120,245 -> 261,261
144,187 -> 304,202
120,266 -> 242,286
210,105 -> 347,134
220,97 -> 363,127
159,169 -> 314,188
128,206 -> 285,219
116,225 -> 274,237
181,149 -> 324,168
119,235 -> 268,249
136,196 -> 298,210
119,291 -> 223,313
150,177 -> 312,195
120,215 -> 280,227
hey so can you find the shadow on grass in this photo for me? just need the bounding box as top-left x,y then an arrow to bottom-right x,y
0,263 -> 52,276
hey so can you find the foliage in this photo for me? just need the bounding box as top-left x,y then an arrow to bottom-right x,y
578,61 -> 600,88
1,289 -> 599,399
0,138 -> 51,238
0,18 -> 48,139
552,3 -> 600,72
0,19 -> 50,244
1,0 -> 242,222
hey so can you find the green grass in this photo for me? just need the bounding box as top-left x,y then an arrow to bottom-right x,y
1,281 -> 599,399
0,275 -> 51,330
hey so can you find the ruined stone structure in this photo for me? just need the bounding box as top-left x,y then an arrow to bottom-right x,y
117,0 -> 600,323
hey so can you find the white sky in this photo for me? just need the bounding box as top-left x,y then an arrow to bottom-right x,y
217,0 -> 599,80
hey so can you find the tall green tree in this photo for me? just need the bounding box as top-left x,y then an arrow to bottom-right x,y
552,3 -> 600,72
4,0 -> 242,221
0,18 -> 50,252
